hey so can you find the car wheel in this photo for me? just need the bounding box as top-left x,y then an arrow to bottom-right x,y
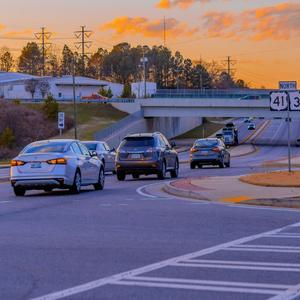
14,187 -> 26,197
117,171 -> 126,181
219,157 -> 225,168
158,161 -> 167,180
190,162 -> 196,169
225,157 -> 231,168
70,171 -> 81,194
94,167 -> 105,190
170,159 -> 179,178
132,174 -> 140,179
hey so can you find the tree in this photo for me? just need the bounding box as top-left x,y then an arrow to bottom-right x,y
46,53 -> 59,77
86,48 -> 108,79
60,45 -> 74,75
99,87 -> 113,98
0,127 -> 15,149
18,42 -> 43,75
42,94 -> 59,120
235,79 -> 249,89
192,64 -> 212,89
38,79 -> 50,98
120,83 -> 133,98
25,79 -> 39,99
0,51 -> 14,72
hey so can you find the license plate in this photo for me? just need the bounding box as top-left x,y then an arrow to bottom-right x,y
31,162 -> 42,169
131,154 -> 141,159
200,151 -> 209,155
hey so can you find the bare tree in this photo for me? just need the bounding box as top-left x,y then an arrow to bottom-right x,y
37,79 -> 50,98
25,79 -> 39,99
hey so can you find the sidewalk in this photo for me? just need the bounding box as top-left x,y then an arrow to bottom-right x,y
164,175 -> 300,208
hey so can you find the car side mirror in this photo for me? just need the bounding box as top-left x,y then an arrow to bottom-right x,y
171,141 -> 176,148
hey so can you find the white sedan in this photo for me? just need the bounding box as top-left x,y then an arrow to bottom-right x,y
10,139 -> 105,196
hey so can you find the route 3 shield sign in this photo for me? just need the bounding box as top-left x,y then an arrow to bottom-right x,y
270,92 -> 288,111
289,91 -> 300,111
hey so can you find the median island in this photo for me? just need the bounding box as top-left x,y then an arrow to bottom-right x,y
240,171 -> 300,187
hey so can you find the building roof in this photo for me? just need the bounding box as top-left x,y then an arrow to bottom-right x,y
54,76 -> 122,87
0,72 -> 38,84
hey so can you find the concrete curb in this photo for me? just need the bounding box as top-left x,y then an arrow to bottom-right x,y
163,178 -> 300,209
163,181 -> 210,201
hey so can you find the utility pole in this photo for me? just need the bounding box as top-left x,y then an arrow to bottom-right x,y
140,49 -> 148,98
74,26 -> 92,76
222,56 -> 236,77
72,55 -> 78,140
35,27 -> 52,76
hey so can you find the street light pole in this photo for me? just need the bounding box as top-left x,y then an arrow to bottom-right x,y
72,56 -> 78,139
287,93 -> 292,172
140,50 -> 148,99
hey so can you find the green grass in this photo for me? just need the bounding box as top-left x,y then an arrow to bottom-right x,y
176,118 -> 225,139
22,103 -> 128,141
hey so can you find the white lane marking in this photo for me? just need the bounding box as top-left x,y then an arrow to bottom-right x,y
290,222 -> 300,227
172,262 -> 300,272
232,245 -> 300,250
269,282 -> 300,300
112,280 -> 279,295
30,221 -> 300,300
136,181 -> 173,199
0,201 -> 13,204
187,259 -> 300,268
226,248 -> 300,253
124,276 -> 291,290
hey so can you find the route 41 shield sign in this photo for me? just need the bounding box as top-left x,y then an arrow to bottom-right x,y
270,91 -> 288,111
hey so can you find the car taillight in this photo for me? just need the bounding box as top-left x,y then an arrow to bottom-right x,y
190,147 -> 198,153
11,160 -> 26,167
212,147 -> 221,152
47,158 -> 67,165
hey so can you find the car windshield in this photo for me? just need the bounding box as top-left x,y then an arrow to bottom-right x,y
22,142 -> 67,154
194,140 -> 219,148
84,143 -> 98,151
121,137 -> 155,148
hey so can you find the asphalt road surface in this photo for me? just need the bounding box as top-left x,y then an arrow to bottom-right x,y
1,141 -> 300,300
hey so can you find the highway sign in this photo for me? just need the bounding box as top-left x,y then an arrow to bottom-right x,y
279,81 -> 297,91
289,91 -> 300,111
270,91 -> 288,111
58,112 -> 65,130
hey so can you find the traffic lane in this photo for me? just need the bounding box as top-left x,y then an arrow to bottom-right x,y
1,177 -> 300,300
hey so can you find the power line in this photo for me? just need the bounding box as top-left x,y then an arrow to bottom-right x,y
74,25 -> 92,76
222,56 -> 236,77
35,27 -> 52,76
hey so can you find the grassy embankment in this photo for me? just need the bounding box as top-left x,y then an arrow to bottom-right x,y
26,103 -> 128,141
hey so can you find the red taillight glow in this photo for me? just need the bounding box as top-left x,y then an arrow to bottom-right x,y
10,160 -> 26,167
47,158 -> 67,165
212,147 -> 221,152
190,148 -> 198,153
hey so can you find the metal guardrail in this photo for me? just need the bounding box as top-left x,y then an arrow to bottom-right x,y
152,89 -> 272,99
94,111 -> 143,141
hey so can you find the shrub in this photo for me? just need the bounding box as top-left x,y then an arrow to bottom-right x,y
42,95 -> 59,121
121,83 -> 133,98
0,127 -> 15,148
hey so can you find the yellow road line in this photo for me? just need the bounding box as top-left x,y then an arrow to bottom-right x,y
221,196 -> 252,203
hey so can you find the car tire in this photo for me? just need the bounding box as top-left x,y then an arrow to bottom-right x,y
70,171 -> 81,194
170,159 -> 179,178
14,187 -> 26,197
225,158 -> 231,168
219,157 -> 225,168
190,162 -> 196,169
132,174 -> 140,179
158,161 -> 167,180
94,167 -> 105,190
117,171 -> 126,181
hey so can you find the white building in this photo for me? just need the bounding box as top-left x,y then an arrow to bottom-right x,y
131,81 -> 157,98
0,72 -> 124,100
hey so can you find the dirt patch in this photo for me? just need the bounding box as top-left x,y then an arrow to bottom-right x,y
240,171 -> 300,187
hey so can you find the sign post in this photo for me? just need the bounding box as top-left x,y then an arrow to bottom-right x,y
270,81 -> 298,173
58,112 -> 65,136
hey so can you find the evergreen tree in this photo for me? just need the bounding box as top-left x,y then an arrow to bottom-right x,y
18,42 -> 42,75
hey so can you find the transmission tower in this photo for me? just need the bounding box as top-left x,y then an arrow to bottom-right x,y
222,56 -> 236,77
74,26 -> 93,76
35,27 -> 52,76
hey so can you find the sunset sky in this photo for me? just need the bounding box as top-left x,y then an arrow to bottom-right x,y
1,0 -> 299,88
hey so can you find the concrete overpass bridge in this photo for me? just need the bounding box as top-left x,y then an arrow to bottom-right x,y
140,98 -> 299,119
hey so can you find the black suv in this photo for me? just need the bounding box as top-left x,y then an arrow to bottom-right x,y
116,132 -> 179,181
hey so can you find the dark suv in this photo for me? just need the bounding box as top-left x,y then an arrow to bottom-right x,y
116,132 -> 179,181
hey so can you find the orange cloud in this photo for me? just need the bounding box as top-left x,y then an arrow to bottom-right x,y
156,0 -> 199,9
1,29 -> 33,39
101,16 -> 198,39
203,2 -> 300,41
0,24 -> 5,31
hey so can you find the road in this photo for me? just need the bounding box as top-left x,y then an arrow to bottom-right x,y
1,141 -> 300,300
